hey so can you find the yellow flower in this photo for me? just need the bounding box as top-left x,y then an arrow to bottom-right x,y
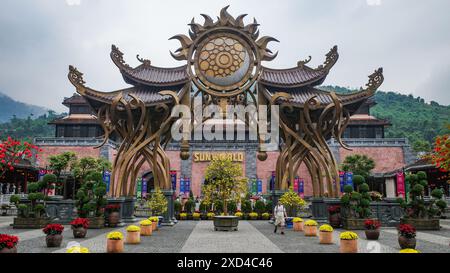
140,219 -> 152,226
107,231 -> 124,240
207,212 -> 215,217
66,246 -> 89,253
180,212 -> 188,217
304,220 -> 318,226
249,212 -> 258,217
193,212 -> 201,218
148,216 -> 159,222
340,231 -> 358,240
399,248 -> 420,253
235,212 -> 243,217
293,217 -> 303,223
126,225 -> 141,232
319,224 -> 333,232
262,212 -> 270,217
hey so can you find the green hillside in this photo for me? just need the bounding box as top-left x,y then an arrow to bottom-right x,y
0,92 -> 49,123
321,86 -> 450,152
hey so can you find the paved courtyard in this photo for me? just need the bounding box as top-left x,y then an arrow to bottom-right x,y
1,216 -> 449,253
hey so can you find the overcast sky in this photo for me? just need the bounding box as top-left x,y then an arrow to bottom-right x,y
0,0 -> 449,112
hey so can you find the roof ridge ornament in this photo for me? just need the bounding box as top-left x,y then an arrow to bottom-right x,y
111,45 -> 132,69
364,68 -> 384,93
297,56 -> 312,67
136,54 -> 151,66
68,65 -> 86,88
316,45 -> 339,71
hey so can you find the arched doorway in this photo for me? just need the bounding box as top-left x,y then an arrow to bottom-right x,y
141,171 -> 155,199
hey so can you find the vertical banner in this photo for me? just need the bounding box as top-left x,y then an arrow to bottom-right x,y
293,177 -> 299,193
339,171 -> 345,193
180,177 -> 185,196
257,178 -> 262,194
136,177 -> 142,198
251,179 -> 257,195
38,169 -> 46,181
270,171 -> 276,191
170,171 -> 177,191
299,178 -> 304,198
396,171 -> 405,198
142,179 -> 148,198
103,171 -> 111,194
345,172 -> 353,189
185,177 -> 191,195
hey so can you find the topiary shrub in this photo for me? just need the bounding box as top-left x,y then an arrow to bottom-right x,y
340,175 -> 372,219
265,200 -> 273,213
254,200 -> 266,215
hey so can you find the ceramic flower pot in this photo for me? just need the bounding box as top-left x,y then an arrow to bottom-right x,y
304,226 -> 317,236
398,236 -> 416,249
106,239 -> 124,253
46,234 -> 63,248
140,225 -> 153,236
72,227 -> 87,238
293,222 -> 304,231
329,214 -> 341,228
108,212 -> 120,227
152,221 -> 158,231
126,231 -> 141,244
340,239 -> 358,253
319,231 -> 333,244
365,229 -> 380,240
0,247 -> 17,253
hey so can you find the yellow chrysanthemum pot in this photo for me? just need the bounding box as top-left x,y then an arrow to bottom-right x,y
339,232 -> 359,253
319,225 -> 334,244
140,220 -> 153,236
106,231 -> 124,253
126,225 -> 141,244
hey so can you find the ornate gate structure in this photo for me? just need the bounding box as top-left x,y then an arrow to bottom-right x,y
68,6 -> 383,198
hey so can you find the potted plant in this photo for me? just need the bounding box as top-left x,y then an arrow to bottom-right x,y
364,219 -> 381,240
261,212 -> 270,220
399,248 -> 420,253
140,219 -> 153,236
179,212 -> 188,220
70,218 -> 89,238
207,212 -> 215,220
327,205 -> 341,228
125,225 -> 141,244
234,211 -> 243,219
149,216 -> 159,231
279,189 -> 306,218
202,158 -> 247,231
43,224 -> 64,247
0,234 -> 19,253
304,220 -> 318,236
319,224 -> 334,244
148,189 -> 168,223
292,217 -> 304,231
340,175 -> 377,229
249,212 -> 258,220
339,231 -> 359,253
193,212 -> 201,220
106,231 -> 124,253
105,204 -> 121,227
397,171 -> 447,230
398,224 -> 416,249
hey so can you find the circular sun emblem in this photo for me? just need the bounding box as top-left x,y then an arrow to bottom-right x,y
193,33 -> 254,95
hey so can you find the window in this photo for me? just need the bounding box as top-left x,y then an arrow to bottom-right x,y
88,126 -> 97,137
72,126 -> 81,137
56,125 -> 65,137
70,105 -> 91,114
375,127 -> 383,138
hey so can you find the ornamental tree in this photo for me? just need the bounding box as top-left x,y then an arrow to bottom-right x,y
0,137 -> 41,178
279,188 -> 306,216
340,175 -> 373,219
202,158 -> 247,216
431,134 -> 450,172
147,188 -> 168,216
341,154 -> 375,179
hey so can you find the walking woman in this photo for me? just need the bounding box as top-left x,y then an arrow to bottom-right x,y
273,201 -> 287,235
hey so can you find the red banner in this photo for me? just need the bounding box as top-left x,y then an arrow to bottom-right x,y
396,172 -> 405,198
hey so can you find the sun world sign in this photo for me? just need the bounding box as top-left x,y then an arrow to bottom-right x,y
193,152 -> 244,162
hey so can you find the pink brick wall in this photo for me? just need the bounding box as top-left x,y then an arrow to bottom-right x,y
37,146 -> 101,168
339,147 -> 405,173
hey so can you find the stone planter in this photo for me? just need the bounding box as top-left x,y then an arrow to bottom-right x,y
340,239 -> 358,253
126,231 -> 140,244
365,229 -> 380,240
108,212 -> 120,227
319,231 -> 333,244
88,216 -> 105,229
398,236 -> 416,249
213,216 -> 239,231
293,222 -> 304,231
304,225 -> 318,236
106,239 -> 124,253
342,218 -> 379,230
0,247 -> 17,253
140,225 -> 153,236
72,227 -> 87,238
400,218 -> 440,230
46,234 -> 63,247
329,213 -> 341,228
13,217 -> 50,229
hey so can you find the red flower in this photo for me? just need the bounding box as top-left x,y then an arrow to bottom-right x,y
398,224 -> 416,238
327,205 -> 341,214
70,218 -> 89,229
0,234 -> 19,250
364,219 -> 381,230
42,224 -> 64,235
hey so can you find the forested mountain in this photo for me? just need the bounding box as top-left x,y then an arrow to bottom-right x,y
0,92 -> 49,123
321,86 -> 450,152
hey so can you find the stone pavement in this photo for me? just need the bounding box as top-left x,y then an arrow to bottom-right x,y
0,216 -> 449,253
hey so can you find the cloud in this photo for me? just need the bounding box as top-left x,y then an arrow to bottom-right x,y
0,0 -> 449,112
